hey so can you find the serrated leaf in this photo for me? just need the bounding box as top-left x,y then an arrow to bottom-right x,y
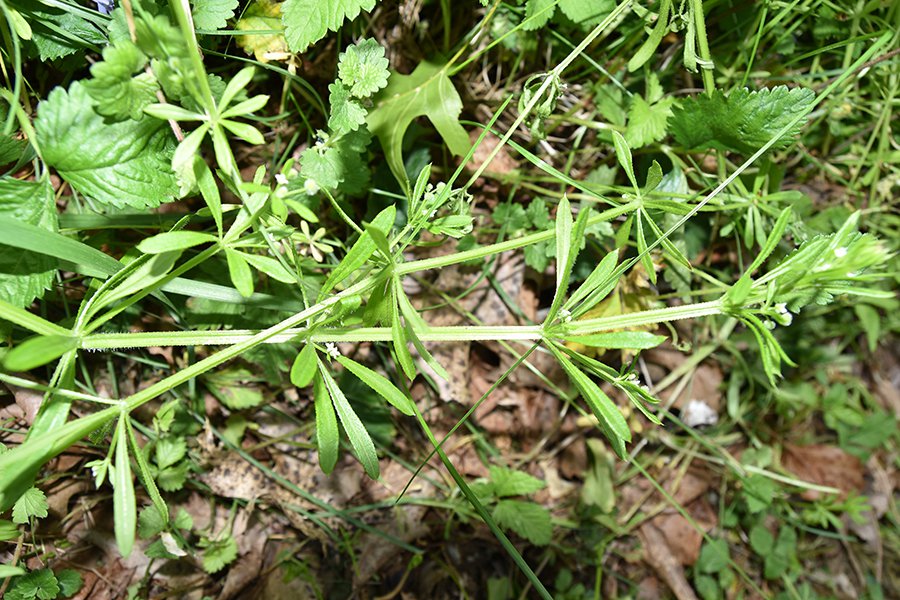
367,61 -> 469,189
558,0 -> 615,26
0,177 -> 56,308
489,466 -> 546,497
523,0 -> 556,30
4,568 -> 59,600
327,82 -> 367,134
669,86 -> 816,154
625,95 -> 675,148
35,82 -> 179,209
235,0 -> 288,62
29,9 -> 106,61
192,0 -> 239,31
82,40 -> 158,121
282,0 -> 378,53
492,499 -> 552,545
138,504 -> 166,539
202,535 -> 238,573
155,437 -> 187,470
338,38 -> 389,98
11,487 -> 48,524
56,569 -> 82,597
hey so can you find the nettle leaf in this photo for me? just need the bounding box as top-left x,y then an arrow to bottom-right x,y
35,82 -> 179,209
489,466 -> 546,497
338,38 -> 389,98
301,128 -> 372,194
28,9 -> 106,61
282,0 -> 378,53
0,177 -> 57,308
523,0 -> 556,31
367,61 -> 469,188
558,0 -> 615,26
83,40 -> 159,121
235,0 -> 288,62
625,95 -> 675,148
202,535 -> 238,573
11,487 -> 48,524
669,86 -> 816,154
192,0 -> 240,31
4,568 -> 59,600
492,499 -> 552,546
327,83 -> 367,134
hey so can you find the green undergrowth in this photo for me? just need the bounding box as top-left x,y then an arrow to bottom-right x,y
0,0 -> 897,598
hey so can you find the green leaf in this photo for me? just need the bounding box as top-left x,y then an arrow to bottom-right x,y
562,331 -> 666,349
564,250 -> 618,313
0,177 -> 57,308
138,504 -> 166,539
336,355 -> 415,416
4,568 -> 59,600
202,535 -> 238,573
125,420 -> 168,531
696,538 -> 730,574
367,61 -> 469,189
235,0 -> 288,62
765,527 -> 797,579
611,131 -> 638,190
225,249 -> 254,297
319,359 -> 380,478
551,345 -> 630,458
35,82 -> 179,209
625,95 -> 675,148
82,40 -> 158,121
627,0 -> 672,71
113,418 -> 137,557
523,0 -> 556,31
749,523 -> 774,556
205,368 -> 264,409
155,437 -> 187,470
489,465 -> 546,497
670,86 -> 816,154
558,0 -> 615,26
313,371 -> 339,473
3,335 -> 79,372
282,0 -> 377,52
291,344 -> 317,388
99,252 -> 181,307
0,519 -> 18,541
320,205 -> 395,296
492,499 -> 552,546
0,565 -> 25,578
137,231 -> 217,254
192,0 -> 239,31
29,9 -> 105,62
338,38 -> 390,98
56,569 -> 83,598
327,82 -> 367,134
743,474 -> 777,513
11,487 -> 48,524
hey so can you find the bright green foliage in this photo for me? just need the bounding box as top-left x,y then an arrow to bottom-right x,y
338,39 -> 390,98
488,466 -> 546,497
11,487 -> 48,524
4,568 -> 59,600
201,535 -> 238,573
0,177 -> 56,308
27,9 -> 106,62
492,500 -> 552,546
522,0 -> 614,29
205,368 -> 264,409
300,128 -> 372,194
625,94 -> 675,148
327,82 -> 368,134
282,0 -> 378,52
55,570 -> 82,598
35,82 -> 179,209
696,538 -> 730,574
138,505 -> 167,539
192,0 -> 240,31
235,0 -> 287,61
367,61 -> 469,187
669,86 -> 816,154
83,41 -> 159,121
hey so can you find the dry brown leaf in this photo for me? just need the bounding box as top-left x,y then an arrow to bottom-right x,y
639,523 -> 700,600
782,444 -> 865,500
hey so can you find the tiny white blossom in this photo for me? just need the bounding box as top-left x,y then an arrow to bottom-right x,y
304,178 -> 320,196
775,303 -> 788,314
559,308 -> 572,323
275,173 -> 289,185
325,342 -> 340,359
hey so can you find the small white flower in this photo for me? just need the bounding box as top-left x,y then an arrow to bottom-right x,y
764,319 -> 775,330
559,308 -> 572,323
325,342 -> 340,359
834,247 -> 848,258
275,173 -> 288,186
775,303 -> 788,314
304,178 -> 320,196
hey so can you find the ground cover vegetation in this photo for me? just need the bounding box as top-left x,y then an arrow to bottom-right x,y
0,0 -> 897,598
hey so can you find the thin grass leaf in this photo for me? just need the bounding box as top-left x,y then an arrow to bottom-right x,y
318,358 -> 380,478
564,250 -> 618,313
746,207 -> 792,274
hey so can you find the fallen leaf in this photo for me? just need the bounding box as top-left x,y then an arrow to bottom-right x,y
782,444 -> 864,500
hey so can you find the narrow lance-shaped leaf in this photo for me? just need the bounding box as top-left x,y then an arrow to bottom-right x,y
336,355 -> 415,416
564,250 -> 618,314
113,416 -> 137,557
290,343 -> 317,388
225,248 -> 254,298
320,204 -> 396,298
313,371 -> 339,473
318,358 -> 380,478
3,335 -> 79,372
562,331 -> 666,350
125,418 -> 168,528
